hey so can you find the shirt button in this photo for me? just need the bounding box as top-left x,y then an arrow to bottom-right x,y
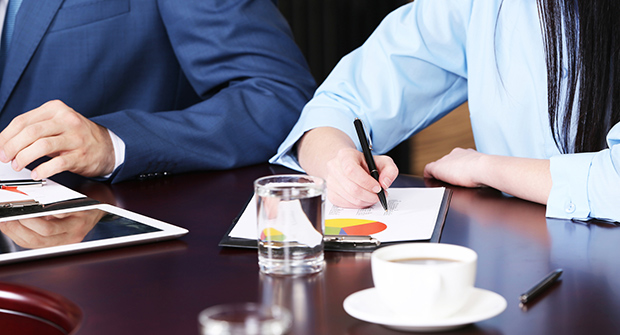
565,202 -> 576,213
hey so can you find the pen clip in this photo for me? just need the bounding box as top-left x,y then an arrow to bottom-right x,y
0,200 -> 40,208
323,235 -> 380,248
0,179 -> 46,187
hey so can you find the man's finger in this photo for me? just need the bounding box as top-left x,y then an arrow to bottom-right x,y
10,134 -> 72,173
3,121 -> 67,165
30,154 -> 73,180
0,100 -> 62,142
18,217 -> 68,237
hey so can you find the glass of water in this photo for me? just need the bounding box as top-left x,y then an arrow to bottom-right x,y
199,303 -> 291,335
254,175 -> 325,275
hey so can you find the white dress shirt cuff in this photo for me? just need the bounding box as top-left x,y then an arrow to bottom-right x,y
546,153 -> 594,220
101,129 -> 126,179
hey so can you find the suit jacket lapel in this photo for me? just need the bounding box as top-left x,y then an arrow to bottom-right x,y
0,0 -> 64,112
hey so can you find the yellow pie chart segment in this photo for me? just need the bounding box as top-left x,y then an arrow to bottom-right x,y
261,227 -> 285,241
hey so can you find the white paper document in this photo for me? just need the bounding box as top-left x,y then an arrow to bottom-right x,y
0,163 -> 86,206
230,187 -> 447,243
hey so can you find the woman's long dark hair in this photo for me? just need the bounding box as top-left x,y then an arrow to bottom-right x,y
537,0 -> 620,153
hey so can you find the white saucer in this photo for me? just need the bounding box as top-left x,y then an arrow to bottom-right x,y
343,287 -> 507,332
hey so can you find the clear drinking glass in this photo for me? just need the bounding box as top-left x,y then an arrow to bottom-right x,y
198,303 -> 291,335
254,175 -> 325,275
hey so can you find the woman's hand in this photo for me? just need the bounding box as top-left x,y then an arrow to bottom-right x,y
297,127 -> 398,208
423,148 -> 484,188
424,147 -> 551,205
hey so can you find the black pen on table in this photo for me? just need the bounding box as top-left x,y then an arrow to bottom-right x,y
353,118 -> 388,211
0,179 -> 46,187
519,268 -> 563,305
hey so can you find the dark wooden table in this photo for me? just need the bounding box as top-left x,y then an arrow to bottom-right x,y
0,164 -> 618,335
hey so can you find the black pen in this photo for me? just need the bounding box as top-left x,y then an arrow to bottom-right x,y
353,118 -> 388,211
519,268 -> 563,304
324,235 -> 380,250
0,179 -> 46,187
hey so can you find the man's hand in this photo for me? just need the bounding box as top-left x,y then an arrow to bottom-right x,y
0,100 -> 115,179
0,209 -> 105,249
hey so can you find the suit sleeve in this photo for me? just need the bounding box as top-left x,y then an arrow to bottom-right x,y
91,0 -> 315,182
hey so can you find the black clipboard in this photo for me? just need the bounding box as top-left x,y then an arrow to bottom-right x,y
218,187 -> 451,252
0,197 -> 101,219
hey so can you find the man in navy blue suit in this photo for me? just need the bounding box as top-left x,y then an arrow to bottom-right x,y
0,0 -> 315,182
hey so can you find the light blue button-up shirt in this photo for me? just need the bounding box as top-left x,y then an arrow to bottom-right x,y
271,0 -> 620,222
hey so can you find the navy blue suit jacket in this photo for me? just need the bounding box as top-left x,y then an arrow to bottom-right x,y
1,0 -> 315,182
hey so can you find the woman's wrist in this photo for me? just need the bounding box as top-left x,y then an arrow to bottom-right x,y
474,153 -> 495,188
475,154 -> 551,204
297,127 -> 356,178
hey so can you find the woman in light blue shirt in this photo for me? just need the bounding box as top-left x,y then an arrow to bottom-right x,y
271,0 -> 620,222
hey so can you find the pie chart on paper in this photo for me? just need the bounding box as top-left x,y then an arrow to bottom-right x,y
261,228 -> 286,241
324,219 -> 387,236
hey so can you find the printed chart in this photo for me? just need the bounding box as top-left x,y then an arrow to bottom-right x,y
0,186 -> 27,196
325,218 -> 387,236
260,228 -> 285,241
229,188 -> 446,243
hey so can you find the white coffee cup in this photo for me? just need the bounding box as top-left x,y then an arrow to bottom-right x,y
371,243 -> 477,320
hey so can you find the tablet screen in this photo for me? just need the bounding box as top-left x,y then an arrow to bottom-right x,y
0,209 -> 161,252
0,204 -> 187,263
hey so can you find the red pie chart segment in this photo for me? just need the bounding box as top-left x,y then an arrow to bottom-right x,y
324,219 -> 387,235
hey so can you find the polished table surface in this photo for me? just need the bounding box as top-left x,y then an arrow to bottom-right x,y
0,164 -> 618,335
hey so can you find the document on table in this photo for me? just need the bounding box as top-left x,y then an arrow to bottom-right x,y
0,162 -> 86,206
227,187 -> 449,244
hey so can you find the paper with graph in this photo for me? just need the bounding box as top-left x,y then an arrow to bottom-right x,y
230,187 -> 447,243
0,162 -> 86,206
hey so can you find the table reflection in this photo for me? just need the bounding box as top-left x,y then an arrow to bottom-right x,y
432,182 -> 551,246
259,272 -> 328,335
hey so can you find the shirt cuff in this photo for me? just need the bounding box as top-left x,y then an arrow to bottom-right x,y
100,129 -> 126,179
546,153 -> 595,220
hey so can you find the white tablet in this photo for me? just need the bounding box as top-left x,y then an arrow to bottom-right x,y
0,204 -> 188,265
